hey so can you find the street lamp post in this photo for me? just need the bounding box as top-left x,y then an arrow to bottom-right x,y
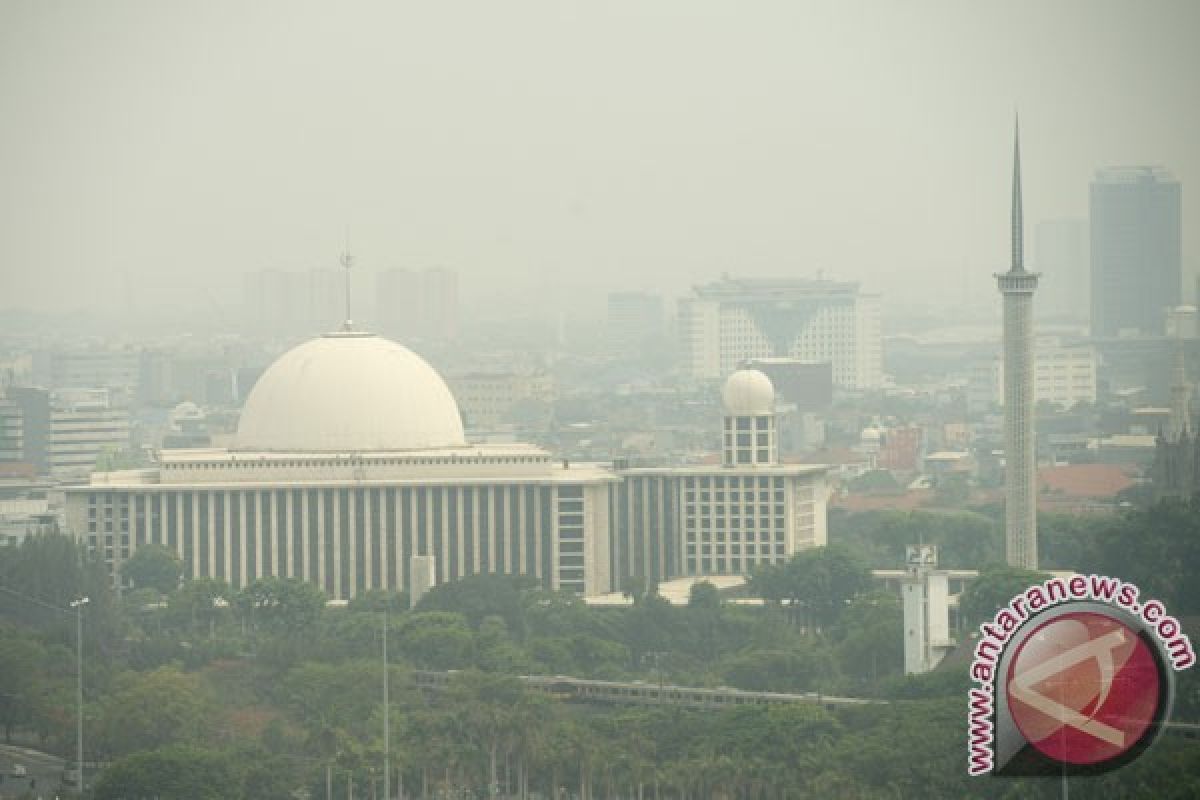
383,602 -> 390,800
69,596 -> 89,794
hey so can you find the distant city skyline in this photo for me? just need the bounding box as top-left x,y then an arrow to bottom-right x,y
2,1 -> 1197,320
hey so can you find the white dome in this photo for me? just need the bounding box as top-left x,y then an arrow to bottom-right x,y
721,369 -> 775,415
234,331 -> 466,452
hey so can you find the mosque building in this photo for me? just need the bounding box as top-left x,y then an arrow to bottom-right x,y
65,327 -> 828,599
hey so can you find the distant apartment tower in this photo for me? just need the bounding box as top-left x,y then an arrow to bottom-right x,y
606,292 -> 665,357
0,398 -> 22,464
243,269 -> 343,333
32,349 -> 140,396
376,267 -> 459,342
1036,219 -> 1088,320
7,388 -> 131,478
678,277 -> 882,389
1090,167 -> 1182,337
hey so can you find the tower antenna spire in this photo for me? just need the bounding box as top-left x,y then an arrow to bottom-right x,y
340,227 -> 355,330
1012,113 -> 1024,272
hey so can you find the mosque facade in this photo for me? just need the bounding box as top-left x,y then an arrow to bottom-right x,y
65,329 -> 828,599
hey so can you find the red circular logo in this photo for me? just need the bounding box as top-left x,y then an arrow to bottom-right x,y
1005,611 -> 1161,766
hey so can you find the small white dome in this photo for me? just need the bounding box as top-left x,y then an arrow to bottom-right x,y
721,369 -> 775,415
234,331 -> 466,452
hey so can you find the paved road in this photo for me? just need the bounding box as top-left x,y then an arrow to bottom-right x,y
0,743 -> 67,799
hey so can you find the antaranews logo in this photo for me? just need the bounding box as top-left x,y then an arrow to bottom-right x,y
966,574 -> 1195,777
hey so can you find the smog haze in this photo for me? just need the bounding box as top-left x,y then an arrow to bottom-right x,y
1,0 -> 1197,322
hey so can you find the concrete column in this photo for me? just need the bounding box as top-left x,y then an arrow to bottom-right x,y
516,485 -> 526,577
301,490 -> 311,583
439,487 -> 450,582
332,491 -> 342,599
549,487 -> 559,590
284,491 -> 295,579
454,487 -> 465,579
486,488 -> 497,574
350,489 -> 357,594
238,492 -> 248,588
269,491 -> 280,579
190,493 -> 200,581
222,490 -> 233,582
471,486 -> 482,573
316,491 -> 326,591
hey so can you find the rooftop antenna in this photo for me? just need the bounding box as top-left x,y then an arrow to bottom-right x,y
340,227 -> 355,330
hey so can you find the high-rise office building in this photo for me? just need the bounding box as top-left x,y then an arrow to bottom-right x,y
1090,167 -> 1182,337
995,122 -> 1039,571
678,277 -> 882,388
376,267 -> 459,342
243,268 -> 343,333
1036,218 -> 1088,321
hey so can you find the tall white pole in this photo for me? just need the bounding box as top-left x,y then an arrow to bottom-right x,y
383,602 -> 390,800
77,603 -> 83,786
995,116 -> 1039,570
71,596 -> 88,795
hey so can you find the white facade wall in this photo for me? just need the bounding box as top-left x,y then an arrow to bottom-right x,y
678,298 -> 722,379
66,476 -> 615,600
969,343 -> 1097,413
0,400 -> 21,462
611,467 -> 828,583
47,390 -> 130,477
1001,282 -> 1039,571
680,472 -> 826,577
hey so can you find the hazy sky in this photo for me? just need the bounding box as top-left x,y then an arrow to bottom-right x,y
2,0 -> 1197,321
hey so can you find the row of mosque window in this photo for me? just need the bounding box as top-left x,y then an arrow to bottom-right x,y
687,489 -> 784,502
684,476 -> 784,489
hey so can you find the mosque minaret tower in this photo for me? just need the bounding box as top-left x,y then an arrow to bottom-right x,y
996,118 -> 1040,570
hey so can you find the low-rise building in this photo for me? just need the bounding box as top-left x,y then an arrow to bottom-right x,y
968,340 -> 1097,413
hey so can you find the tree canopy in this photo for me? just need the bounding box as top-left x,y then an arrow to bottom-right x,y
120,544 -> 183,595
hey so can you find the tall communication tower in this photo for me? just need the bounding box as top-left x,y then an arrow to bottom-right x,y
995,118 -> 1040,570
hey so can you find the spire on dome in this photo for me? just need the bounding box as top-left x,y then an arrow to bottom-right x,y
340,228 -> 355,331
